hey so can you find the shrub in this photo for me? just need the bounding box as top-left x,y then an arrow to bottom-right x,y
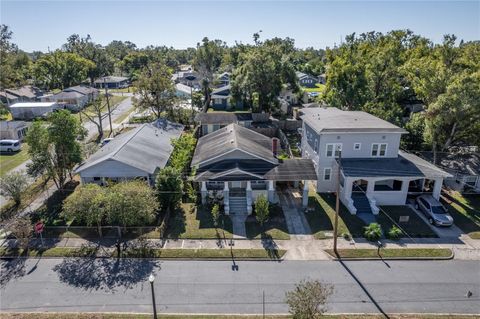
0,172 -> 29,205
388,225 -> 403,240
363,223 -> 382,241
255,194 -> 269,226
211,204 -> 220,227
285,279 -> 333,319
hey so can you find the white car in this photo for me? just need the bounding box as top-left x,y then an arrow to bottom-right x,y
0,139 -> 21,152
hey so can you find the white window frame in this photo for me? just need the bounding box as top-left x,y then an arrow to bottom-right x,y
326,143 -> 342,158
371,143 -> 388,157
354,143 -> 361,151
323,168 -> 332,181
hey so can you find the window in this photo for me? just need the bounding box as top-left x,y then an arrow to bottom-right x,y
324,168 -> 332,181
354,143 -> 361,150
326,143 -> 342,158
371,143 -> 387,157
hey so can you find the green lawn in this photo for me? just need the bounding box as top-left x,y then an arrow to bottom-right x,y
377,206 -> 438,238
306,191 -> 365,239
303,83 -> 326,93
0,144 -> 30,177
164,203 -> 234,239
441,191 -> 480,238
325,248 -> 452,259
113,105 -> 136,124
245,204 -> 290,240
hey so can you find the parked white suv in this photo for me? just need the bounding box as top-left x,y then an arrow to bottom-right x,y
0,139 -> 21,152
415,195 -> 453,227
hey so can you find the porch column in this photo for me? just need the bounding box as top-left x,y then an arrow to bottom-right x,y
302,180 -> 309,208
432,178 -> 443,200
223,182 -> 230,215
246,181 -> 253,215
201,181 -> 207,204
366,179 -> 375,196
343,177 -> 353,201
268,180 -> 275,203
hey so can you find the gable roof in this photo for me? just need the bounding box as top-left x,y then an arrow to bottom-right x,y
5,85 -> 42,99
76,122 -> 183,175
301,107 -> 407,134
195,112 -> 253,125
54,91 -> 85,100
64,85 -> 98,95
211,85 -> 231,95
191,123 -> 277,167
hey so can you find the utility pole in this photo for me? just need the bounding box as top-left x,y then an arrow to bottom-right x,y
333,145 -> 342,256
104,78 -> 113,137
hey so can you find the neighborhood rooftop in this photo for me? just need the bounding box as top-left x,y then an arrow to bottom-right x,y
94,76 -> 129,83
195,112 -> 253,125
301,107 -> 408,133
9,102 -> 57,108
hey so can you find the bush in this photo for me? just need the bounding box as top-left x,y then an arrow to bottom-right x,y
388,225 -> 403,240
363,223 -> 382,241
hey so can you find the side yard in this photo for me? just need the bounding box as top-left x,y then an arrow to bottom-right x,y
441,190 -> 480,239
0,145 -> 30,177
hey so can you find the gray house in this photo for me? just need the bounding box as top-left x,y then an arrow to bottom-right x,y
192,123 -> 317,214
94,76 -> 129,89
0,85 -> 43,106
301,107 -> 451,217
296,71 -> 319,88
76,121 -> 183,185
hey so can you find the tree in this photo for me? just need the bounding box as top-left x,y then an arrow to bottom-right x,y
211,203 -> 220,228
8,217 -> 32,251
0,172 -> 28,205
155,167 -> 183,214
169,133 -> 197,173
255,194 -> 269,227
26,110 -> 86,189
194,37 -> 225,111
33,51 -> 94,90
62,183 -> 107,236
107,180 -> 157,231
0,24 -> 31,89
285,279 -> 333,319
134,62 -> 176,119
81,97 -> 104,141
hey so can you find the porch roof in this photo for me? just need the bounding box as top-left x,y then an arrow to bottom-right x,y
340,151 -> 452,179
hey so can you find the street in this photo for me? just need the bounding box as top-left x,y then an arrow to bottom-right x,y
1,258 -> 479,315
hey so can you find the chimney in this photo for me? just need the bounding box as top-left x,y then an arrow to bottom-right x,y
272,137 -> 279,157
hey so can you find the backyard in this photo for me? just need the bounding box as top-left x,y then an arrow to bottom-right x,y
441,190 -> 480,239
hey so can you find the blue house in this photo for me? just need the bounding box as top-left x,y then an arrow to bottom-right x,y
210,85 -> 243,110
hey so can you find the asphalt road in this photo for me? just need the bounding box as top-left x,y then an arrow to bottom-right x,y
1,258 -> 479,315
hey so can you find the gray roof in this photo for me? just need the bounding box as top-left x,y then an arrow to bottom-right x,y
340,151 -> 452,179
5,86 -> 42,99
192,123 -> 276,167
301,107 -> 407,133
76,122 -> 183,175
64,85 -> 98,95
195,112 -> 252,125
418,151 -> 480,176
264,159 -> 318,181
94,76 -> 129,84
54,91 -> 85,100
0,120 -> 31,130
211,85 -> 231,95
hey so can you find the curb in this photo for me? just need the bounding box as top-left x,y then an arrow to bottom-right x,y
0,255 -> 284,262
327,250 -> 455,261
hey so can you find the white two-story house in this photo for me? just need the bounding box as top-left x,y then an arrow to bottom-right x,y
301,107 -> 451,216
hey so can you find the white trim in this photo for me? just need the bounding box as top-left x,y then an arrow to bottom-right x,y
354,143 -> 361,150
326,143 -> 342,158
197,147 -> 277,167
212,167 -> 264,180
371,143 -> 388,157
323,168 -> 332,181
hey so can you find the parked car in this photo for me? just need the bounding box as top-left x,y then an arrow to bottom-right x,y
0,139 -> 21,152
415,195 -> 453,226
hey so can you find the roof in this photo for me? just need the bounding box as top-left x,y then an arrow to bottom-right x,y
0,121 -> 31,130
217,72 -> 230,79
76,122 -> 183,175
195,112 -> 253,125
64,85 -> 98,95
340,151 -> 452,179
212,85 -> 231,95
9,102 -> 57,108
418,151 -> 480,176
94,76 -> 129,84
54,91 -> 85,100
263,159 -> 318,181
301,107 -> 407,134
5,86 -> 42,99
191,123 -> 276,167
175,83 -> 192,95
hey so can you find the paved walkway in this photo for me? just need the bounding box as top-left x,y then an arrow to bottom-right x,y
230,213 -> 248,239
278,191 -> 312,239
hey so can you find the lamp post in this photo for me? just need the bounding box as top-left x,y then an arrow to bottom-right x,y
149,273 -> 158,319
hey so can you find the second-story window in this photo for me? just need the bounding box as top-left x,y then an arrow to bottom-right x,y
326,143 -> 342,158
354,143 -> 361,150
371,143 -> 387,157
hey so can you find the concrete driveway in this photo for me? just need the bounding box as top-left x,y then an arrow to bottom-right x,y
408,203 -> 465,238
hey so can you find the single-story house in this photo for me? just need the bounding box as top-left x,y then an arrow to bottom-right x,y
0,86 -> 43,105
175,83 -> 193,99
94,76 -> 129,89
195,112 -> 253,136
76,120 -> 184,185
191,123 -> 317,214
419,151 -> 480,192
64,85 -> 99,102
9,102 -> 60,120
0,121 -> 31,141
172,70 -> 202,90
296,71 -> 319,88
51,91 -> 88,111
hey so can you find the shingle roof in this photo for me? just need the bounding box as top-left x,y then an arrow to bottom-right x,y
191,123 -> 276,167
64,85 -> 98,95
211,85 -> 231,95
340,151 -> 452,178
54,91 -> 85,100
76,122 -> 184,175
5,86 -> 42,99
94,76 -> 129,84
301,107 -> 407,133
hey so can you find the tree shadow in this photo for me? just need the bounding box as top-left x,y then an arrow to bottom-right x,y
163,208 -> 186,239
260,232 -> 281,261
53,245 -> 161,292
0,251 -> 27,287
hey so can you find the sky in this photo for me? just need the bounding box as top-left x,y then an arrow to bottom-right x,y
1,0 -> 479,52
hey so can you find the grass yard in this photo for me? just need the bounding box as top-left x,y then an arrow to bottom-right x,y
325,248 -> 452,259
441,190 -> 480,238
306,191 -> 365,239
113,105 -> 136,124
164,203 -> 234,239
0,144 -> 30,177
107,87 -> 136,93
303,83 -> 326,93
377,206 -> 438,238
245,204 -> 290,240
